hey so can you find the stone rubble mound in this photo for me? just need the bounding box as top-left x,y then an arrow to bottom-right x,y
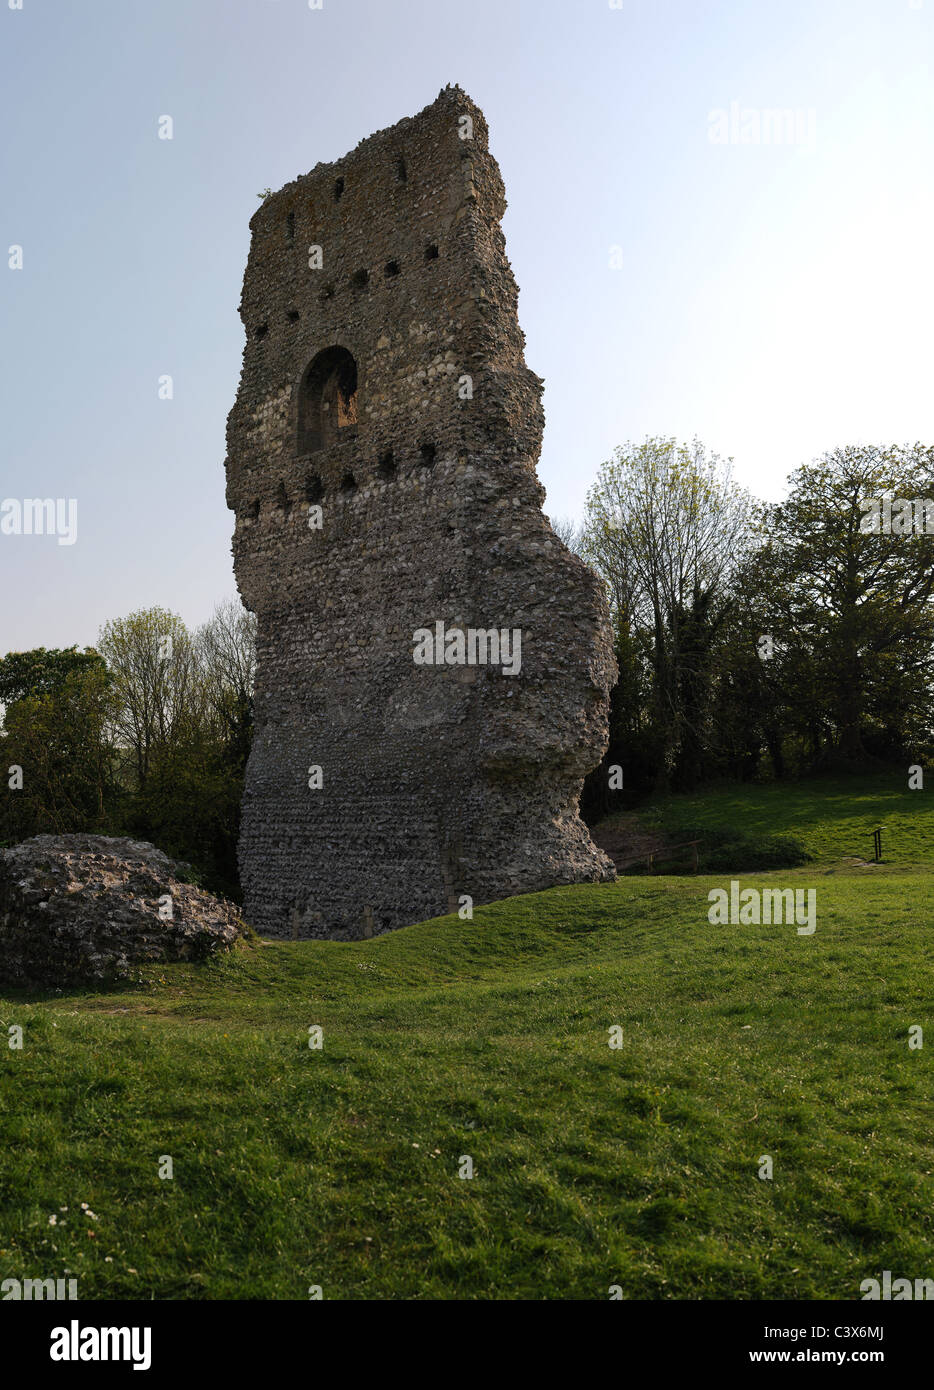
0,835 -> 245,988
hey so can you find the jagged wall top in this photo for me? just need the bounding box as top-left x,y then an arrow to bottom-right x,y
225,85 -> 544,541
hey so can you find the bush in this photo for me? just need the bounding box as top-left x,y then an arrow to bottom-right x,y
698,831 -> 811,872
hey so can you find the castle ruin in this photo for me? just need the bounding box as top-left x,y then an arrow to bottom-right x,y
225,86 -> 616,939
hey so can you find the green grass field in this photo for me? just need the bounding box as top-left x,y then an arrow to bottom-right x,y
629,771 -> 932,868
1,773 -> 931,1300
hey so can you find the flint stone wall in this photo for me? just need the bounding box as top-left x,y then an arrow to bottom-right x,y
0,836 -> 245,987
225,85 -> 617,940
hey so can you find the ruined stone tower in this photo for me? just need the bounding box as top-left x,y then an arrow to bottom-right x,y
225,86 -> 616,939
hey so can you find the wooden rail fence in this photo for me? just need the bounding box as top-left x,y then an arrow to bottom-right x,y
615,839 -> 703,874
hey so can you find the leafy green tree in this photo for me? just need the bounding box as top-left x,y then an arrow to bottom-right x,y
0,664 -> 117,842
0,604 -> 257,895
0,646 -> 106,706
582,437 -> 753,790
97,608 -> 204,789
100,602 -> 256,896
759,445 -> 934,767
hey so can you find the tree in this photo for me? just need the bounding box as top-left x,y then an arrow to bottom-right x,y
582,437 -> 754,789
759,444 -> 934,766
95,603 -> 256,897
547,515 -> 583,555
97,608 -> 203,789
0,664 -> 117,842
196,598 -> 257,769
0,646 -> 106,707
0,603 -> 258,897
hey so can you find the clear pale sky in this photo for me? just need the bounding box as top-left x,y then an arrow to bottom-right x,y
2,0 -> 932,655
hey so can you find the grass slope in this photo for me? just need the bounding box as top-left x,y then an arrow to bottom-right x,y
629,770 -> 933,867
1,775 -> 931,1300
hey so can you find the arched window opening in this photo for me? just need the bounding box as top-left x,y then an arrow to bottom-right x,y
298,345 -> 358,454
378,451 -> 396,481
340,471 -> 357,495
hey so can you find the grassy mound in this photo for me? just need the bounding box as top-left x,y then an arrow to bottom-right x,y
1,774 -> 931,1300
